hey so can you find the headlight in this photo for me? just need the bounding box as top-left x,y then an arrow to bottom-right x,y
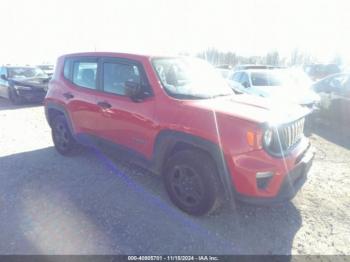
263,128 -> 273,147
14,85 -> 32,90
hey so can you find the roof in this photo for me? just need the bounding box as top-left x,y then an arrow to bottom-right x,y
60,51 -> 185,61
235,68 -> 280,74
2,65 -> 38,69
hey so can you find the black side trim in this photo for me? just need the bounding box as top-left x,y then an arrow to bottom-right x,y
152,130 -> 235,200
44,106 -> 235,201
45,102 -> 75,134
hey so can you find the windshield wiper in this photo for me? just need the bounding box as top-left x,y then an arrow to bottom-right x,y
210,93 -> 234,98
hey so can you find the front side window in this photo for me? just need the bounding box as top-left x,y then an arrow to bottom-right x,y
103,62 -> 140,95
72,61 -> 98,89
240,73 -> 250,87
231,72 -> 242,82
152,58 -> 233,99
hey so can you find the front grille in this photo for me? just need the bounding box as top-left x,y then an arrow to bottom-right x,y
269,118 -> 305,155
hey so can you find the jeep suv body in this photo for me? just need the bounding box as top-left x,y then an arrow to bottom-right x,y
44,52 -> 314,216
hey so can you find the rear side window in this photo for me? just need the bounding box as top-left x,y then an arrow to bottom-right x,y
72,61 -> 98,89
103,62 -> 140,95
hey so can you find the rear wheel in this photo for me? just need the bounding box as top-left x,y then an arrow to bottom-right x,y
163,150 -> 221,216
51,115 -> 78,155
8,87 -> 22,105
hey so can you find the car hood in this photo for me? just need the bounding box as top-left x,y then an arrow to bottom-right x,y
254,85 -> 320,105
193,94 -> 309,125
10,77 -> 49,89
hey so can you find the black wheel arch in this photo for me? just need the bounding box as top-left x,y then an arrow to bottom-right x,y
45,102 -> 75,134
152,130 -> 236,201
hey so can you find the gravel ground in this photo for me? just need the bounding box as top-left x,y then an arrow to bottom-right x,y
0,98 -> 349,255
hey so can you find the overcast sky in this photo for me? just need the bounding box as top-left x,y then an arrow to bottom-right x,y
1,0 -> 350,64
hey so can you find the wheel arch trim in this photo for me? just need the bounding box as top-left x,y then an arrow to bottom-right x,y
152,130 -> 236,200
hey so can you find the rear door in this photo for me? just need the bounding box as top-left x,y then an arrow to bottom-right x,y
94,57 -> 157,158
61,57 -> 102,136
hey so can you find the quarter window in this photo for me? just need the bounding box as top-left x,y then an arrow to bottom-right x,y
103,62 -> 140,95
63,59 -> 72,80
72,61 -> 98,89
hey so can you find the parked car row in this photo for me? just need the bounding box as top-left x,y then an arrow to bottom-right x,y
304,63 -> 341,81
1,54 -> 343,216
227,68 -> 320,111
312,73 -> 350,124
216,63 -> 348,126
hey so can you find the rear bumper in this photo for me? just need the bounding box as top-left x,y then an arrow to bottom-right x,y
235,146 -> 314,205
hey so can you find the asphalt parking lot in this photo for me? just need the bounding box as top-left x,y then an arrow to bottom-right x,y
0,98 -> 349,255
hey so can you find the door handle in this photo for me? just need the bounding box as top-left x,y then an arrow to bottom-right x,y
97,101 -> 112,109
63,92 -> 74,99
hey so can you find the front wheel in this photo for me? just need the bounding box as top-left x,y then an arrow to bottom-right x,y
163,150 -> 222,216
8,87 -> 22,105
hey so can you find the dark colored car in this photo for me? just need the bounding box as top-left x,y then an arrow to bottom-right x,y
0,66 -> 49,104
37,64 -> 54,77
304,64 -> 341,81
312,73 -> 350,124
44,52 -> 314,216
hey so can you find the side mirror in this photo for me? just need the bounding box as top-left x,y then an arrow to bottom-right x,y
242,81 -> 250,88
125,80 -> 142,101
0,74 -> 7,81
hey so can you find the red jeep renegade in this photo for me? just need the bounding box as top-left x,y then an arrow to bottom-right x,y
44,52 -> 314,216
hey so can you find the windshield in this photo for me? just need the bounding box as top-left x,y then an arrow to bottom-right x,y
38,65 -> 54,70
8,67 -> 48,79
152,58 -> 234,99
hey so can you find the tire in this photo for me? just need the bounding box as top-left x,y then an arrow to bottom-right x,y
163,150 -> 222,216
8,87 -> 22,105
51,115 -> 78,156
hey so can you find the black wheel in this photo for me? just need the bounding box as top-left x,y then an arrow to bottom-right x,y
51,115 -> 78,155
8,87 -> 22,105
163,150 -> 221,216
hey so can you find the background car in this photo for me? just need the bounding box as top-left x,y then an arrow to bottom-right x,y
312,73 -> 350,125
304,63 -> 341,81
0,65 -> 49,104
228,69 -> 320,110
37,64 -> 54,77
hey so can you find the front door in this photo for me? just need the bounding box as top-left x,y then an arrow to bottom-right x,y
94,57 -> 157,159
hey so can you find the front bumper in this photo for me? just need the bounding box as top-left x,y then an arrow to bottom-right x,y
16,89 -> 47,102
235,145 -> 314,205
226,137 -> 314,204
